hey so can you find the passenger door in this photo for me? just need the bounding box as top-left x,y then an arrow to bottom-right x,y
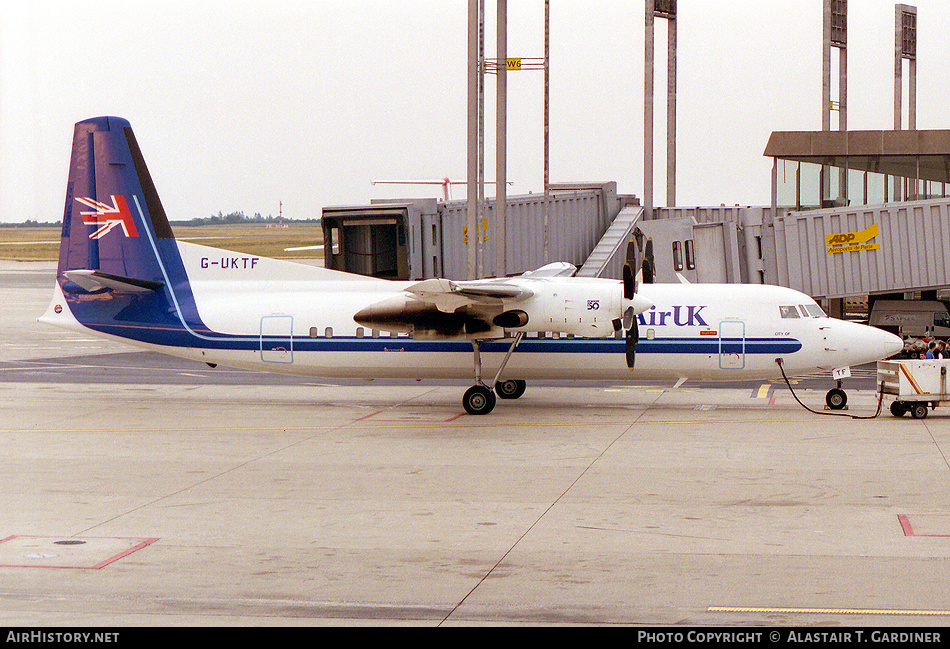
719,320 -> 746,370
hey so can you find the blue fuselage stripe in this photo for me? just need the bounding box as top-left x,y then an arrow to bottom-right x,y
83,323 -> 803,356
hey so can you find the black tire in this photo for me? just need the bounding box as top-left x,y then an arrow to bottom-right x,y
890,401 -> 907,417
463,385 -> 496,415
911,403 -> 929,419
826,388 -> 847,410
495,379 -> 527,400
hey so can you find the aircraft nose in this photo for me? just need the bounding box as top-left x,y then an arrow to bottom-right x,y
829,321 -> 903,365
860,325 -> 903,361
878,328 -> 904,358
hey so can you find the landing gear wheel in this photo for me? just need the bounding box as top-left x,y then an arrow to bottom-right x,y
890,401 -> 907,417
463,385 -> 497,415
911,403 -> 929,419
826,388 -> 847,410
495,379 -> 527,400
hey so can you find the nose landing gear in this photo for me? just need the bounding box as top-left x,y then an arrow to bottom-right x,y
825,382 -> 848,410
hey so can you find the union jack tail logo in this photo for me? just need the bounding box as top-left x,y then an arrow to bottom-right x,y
76,195 -> 139,239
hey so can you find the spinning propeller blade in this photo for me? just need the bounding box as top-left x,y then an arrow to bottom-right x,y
641,237 -> 655,285
621,233 -> 648,370
625,319 -> 639,370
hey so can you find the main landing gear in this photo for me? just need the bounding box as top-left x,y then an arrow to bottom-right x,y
463,333 -> 526,415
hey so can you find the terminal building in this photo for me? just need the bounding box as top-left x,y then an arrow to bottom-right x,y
320,2 -> 949,336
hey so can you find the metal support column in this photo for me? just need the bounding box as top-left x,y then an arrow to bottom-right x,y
467,0 -> 479,280
644,0 -> 654,219
496,0 -> 507,278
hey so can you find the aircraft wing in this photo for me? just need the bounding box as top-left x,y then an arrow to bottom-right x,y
405,278 -> 533,314
403,263 -> 575,313
354,263 -> 579,338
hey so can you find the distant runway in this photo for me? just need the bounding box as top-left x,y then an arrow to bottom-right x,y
2,260 -> 949,626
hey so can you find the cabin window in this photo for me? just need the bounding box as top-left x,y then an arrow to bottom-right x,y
779,306 -> 800,319
309,327 -> 319,338
356,327 -> 364,338
325,327 -> 333,338
646,328 -> 656,340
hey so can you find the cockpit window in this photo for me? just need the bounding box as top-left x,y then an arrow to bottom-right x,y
779,306 -> 800,319
803,303 -> 826,318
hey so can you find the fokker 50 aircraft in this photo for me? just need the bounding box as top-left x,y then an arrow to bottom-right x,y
40,117 -> 903,414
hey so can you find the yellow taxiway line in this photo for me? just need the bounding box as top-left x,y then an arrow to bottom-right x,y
710,606 -> 950,617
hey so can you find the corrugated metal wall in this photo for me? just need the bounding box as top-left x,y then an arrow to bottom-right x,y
772,197 -> 950,298
439,187 -> 617,279
325,192 -> 949,299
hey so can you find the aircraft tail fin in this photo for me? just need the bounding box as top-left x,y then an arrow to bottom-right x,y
42,117 -> 197,341
57,116 -> 177,282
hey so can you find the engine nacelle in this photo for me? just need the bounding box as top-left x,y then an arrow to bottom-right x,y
353,295 -> 502,339
493,309 -> 529,328
504,279 -> 622,337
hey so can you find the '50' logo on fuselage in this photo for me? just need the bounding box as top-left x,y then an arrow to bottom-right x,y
76,195 -> 139,239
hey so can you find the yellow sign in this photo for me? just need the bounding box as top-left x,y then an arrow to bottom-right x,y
462,218 -> 490,244
506,57 -> 522,71
826,222 -> 881,254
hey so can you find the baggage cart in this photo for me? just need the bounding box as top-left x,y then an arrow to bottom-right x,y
877,359 -> 950,419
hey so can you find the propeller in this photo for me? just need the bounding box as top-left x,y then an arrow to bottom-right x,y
616,230 -> 653,370
641,237 -> 655,285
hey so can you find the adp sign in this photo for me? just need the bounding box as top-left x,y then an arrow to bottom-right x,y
826,222 -> 880,254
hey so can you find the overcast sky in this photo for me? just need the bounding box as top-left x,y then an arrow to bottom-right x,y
2,0 -> 949,224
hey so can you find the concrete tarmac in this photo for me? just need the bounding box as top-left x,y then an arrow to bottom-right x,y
2,261 -> 950,627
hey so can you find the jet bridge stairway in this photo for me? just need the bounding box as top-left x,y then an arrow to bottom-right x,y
576,205 -> 644,279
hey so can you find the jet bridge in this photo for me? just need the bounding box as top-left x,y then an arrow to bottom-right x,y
323,183 -> 629,281
769,197 -> 950,300
322,125 -> 950,313
762,128 -> 950,305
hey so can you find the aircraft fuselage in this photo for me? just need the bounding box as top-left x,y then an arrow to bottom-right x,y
42,240 -> 899,385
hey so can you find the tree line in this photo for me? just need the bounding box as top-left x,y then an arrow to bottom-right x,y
172,211 -> 319,226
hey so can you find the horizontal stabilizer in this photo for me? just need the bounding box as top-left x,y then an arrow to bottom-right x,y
63,269 -> 164,293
